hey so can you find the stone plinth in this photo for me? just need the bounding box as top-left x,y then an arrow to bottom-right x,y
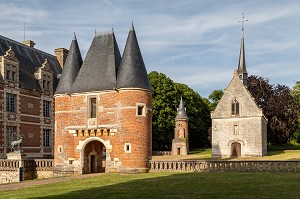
6,152 -> 27,160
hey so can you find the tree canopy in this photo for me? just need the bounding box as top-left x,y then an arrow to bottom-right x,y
149,71 -> 211,150
208,89 -> 223,110
247,76 -> 300,145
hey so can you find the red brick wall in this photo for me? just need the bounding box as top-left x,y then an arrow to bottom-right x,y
54,89 -> 152,172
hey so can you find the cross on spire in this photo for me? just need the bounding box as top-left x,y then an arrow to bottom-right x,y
238,13 -> 248,31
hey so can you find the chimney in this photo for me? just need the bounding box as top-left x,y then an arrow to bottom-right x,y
54,48 -> 69,68
22,40 -> 35,47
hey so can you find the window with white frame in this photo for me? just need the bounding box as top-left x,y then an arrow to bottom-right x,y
43,100 -> 51,117
6,126 -> 17,147
6,93 -> 16,112
43,129 -> 51,147
89,97 -> 97,118
124,143 -> 131,153
136,103 -> 146,116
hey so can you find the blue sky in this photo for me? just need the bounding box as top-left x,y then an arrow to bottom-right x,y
1,0 -> 299,98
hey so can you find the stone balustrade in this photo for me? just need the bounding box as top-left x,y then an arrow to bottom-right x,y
150,160 -> 300,172
0,159 -> 19,171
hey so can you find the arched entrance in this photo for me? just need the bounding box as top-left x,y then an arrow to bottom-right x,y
83,140 -> 106,174
231,142 -> 241,157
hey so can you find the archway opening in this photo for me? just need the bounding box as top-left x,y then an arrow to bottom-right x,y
83,140 -> 106,174
231,142 -> 241,158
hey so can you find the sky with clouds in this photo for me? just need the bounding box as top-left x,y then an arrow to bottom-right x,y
0,0 -> 299,97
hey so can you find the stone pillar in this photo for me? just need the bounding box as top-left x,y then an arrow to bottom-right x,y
6,152 -> 27,182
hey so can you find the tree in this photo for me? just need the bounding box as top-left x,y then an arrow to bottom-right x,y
208,89 -> 223,110
247,76 -> 300,145
291,81 -> 300,142
149,71 -> 211,150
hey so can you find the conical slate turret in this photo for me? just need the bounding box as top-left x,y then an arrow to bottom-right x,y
55,33 -> 83,94
176,97 -> 188,120
116,23 -> 152,90
237,30 -> 248,86
71,31 -> 121,93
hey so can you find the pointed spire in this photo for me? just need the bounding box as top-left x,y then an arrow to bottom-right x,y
237,13 -> 248,86
116,23 -> 152,90
176,97 -> 188,120
55,34 -> 83,94
73,32 -> 77,40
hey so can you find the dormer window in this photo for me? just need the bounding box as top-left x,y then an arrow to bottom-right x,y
34,59 -> 53,93
1,47 -> 19,83
231,99 -> 239,115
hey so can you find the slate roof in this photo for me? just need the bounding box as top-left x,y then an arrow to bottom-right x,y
116,24 -> 152,90
0,35 -> 62,91
55,34 -> 83,94
176,97 -> 188,120
71,31 -> 121,93
237,31 -> 247,74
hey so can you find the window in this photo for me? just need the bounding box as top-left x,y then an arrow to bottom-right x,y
6,94 -> 16,112
6,70 -> 10,80
136,103 -> 146,116
11,71 -> 15,81
124,143 -> 131,153
43,129 -> 51,147
43,100 -> 51,117
90,97 -> 97,118
6,126 -> 17,147
231,99 -> 239,115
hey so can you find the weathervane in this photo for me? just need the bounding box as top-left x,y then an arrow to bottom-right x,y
238,13 -> 248,31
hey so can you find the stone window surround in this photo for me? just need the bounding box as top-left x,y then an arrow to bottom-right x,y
124,143 -> 131,153
136,103 -> 146,116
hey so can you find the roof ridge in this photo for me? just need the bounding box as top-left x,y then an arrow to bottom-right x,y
0,34 -> 57,58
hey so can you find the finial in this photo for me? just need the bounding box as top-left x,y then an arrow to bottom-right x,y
112,27 -> 114,33
95,28 -> 97,36
73,32 -> 77,40
130,21 -> 135,31
238,13 -> 248,31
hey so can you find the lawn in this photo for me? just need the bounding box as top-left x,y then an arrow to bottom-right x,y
152,143 -> 300,161
1,172 -> 300,199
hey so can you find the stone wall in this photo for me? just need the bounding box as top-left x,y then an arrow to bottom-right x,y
150,160 -> 300,172
0,159 -> 54,184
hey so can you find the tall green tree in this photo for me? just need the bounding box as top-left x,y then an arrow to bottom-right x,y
291,81 -> 300,142
208,89 -> 223,110
247,76 -> 300,144
149,71 -> 211,150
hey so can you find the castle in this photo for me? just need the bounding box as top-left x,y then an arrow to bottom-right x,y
0,36 -> 63,159
54,24 -> 152,174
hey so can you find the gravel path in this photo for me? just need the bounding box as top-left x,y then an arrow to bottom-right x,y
0,173 -> 103,191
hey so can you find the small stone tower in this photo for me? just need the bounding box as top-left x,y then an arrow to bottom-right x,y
172,97 -> 189,155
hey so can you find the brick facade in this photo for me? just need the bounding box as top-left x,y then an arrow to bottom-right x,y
54,89 -> 152,173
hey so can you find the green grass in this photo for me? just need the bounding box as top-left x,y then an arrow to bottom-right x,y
1,172 -> 300,199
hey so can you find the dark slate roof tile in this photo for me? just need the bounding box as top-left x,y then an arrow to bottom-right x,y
0,35 -> 62,91
55,34 -> 83,94
71,31 -> 121,93
116,24 -> 152,90
176,97 -> 188,120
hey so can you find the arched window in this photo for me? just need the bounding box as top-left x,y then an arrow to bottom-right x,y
231,99 -> 239,115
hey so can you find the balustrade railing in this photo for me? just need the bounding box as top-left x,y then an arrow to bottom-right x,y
150,160 -> 300,172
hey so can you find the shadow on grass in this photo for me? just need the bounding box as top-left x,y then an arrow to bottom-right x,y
27,172 -> 300,199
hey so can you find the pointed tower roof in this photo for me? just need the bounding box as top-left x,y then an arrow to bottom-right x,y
71,31 -> 121,93
176,97 -> 188,120
55,33 -> 83,94
116,23 -> 152,90
237,30 -> 247,74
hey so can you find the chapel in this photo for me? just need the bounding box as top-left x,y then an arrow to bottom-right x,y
211,29 -> 267,158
